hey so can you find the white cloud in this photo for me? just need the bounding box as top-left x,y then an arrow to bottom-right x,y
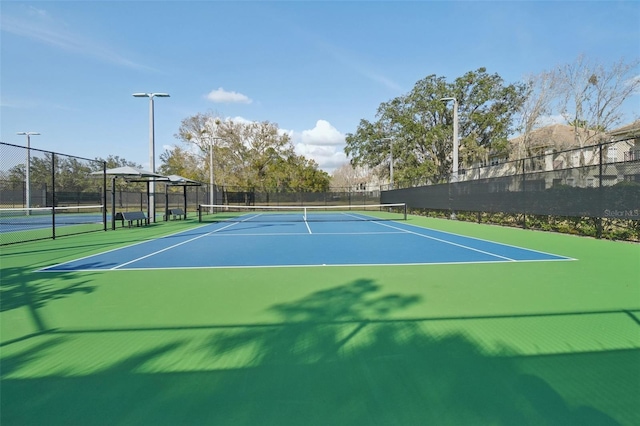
296,143 -> 348,173
206,88 -> 253,104
300,119 -> 344,146
291,120 -> 349,173
227,115 -> 254,125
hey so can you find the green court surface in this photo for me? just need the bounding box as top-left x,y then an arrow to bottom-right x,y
1,216 -> 639,425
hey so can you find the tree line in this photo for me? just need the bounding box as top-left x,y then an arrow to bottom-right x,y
164,115 -> 330,193
0,153 -> 149,195
344,55 -> 639,187
3,54 -> 637,196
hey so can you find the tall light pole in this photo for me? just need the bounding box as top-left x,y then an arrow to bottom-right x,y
16,132 -> 40,213
133,92 -> 170,222
440,97 -> 459,182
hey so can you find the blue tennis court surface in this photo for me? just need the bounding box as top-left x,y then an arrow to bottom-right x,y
40,218 -> 573,272
0,208 -> 105,232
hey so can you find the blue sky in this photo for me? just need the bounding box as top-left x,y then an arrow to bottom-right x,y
2,1 -> 639,173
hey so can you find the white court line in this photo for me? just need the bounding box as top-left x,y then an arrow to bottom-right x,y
62,257 -> 574,272
344,215 -> 517,262
109,217 -> 263,270
206,231 -> 406,237
304,218 -> 312,234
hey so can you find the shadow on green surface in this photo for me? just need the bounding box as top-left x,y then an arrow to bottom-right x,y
0,219 -> 199,260
0,240 -> 139,258
0,267 -> 95,315
1,279 -> 635,425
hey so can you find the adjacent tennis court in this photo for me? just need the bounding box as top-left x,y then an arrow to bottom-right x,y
0,205 -> 106,245
1,210 -> 639,425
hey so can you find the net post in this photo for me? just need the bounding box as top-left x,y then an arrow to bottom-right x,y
51,153 -> 56,240
403,203 -> 407,220
198,204 -> 202,222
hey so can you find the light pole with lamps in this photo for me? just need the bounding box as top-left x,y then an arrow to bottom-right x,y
16,131 -> 40,213
132,92 -> 170,222
440,97 -> 459,182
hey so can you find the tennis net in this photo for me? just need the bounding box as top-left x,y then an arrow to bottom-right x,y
0,205 -> 106,245
198,203 -> 407,223
0,205 -> 105,226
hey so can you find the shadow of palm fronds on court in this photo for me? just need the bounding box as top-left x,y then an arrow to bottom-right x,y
198,279 -> 621,426
1,278 -> 630,426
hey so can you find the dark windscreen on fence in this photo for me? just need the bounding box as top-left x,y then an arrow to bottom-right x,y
382,139 -> 640,221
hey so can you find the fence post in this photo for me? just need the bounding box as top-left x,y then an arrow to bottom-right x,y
597,143 -> 603,239
103,161 -> 107,231
111,177 -> 117,230
51,153 -> 56,239
522,159 -> 527,229
448,178 -> 454,220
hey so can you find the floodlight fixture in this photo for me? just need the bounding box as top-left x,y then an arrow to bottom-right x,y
132,92 -> 170,98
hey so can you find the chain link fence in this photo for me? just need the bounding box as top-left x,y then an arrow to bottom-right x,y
0,142 -> 107,245
382,138 -> 640,240
207,187 -> 380,207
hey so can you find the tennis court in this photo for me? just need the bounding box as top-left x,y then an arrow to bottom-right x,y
39,204 -> 571,272
1,210 -> 639,425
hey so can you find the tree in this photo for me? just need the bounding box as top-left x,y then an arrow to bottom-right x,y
93,155 -> 145,192
174,111 -> 226,184
158,146 -> 204,182
285,156 -> 330,192
215,120 -> 296,191
56,157 -> 93,192
3,164 -> 26,187
29,154 -> 54,193
14,154 -> 101,203
330,163 -> 376,191
174,112 -> 221,154
174,113 -> 330,193
557,54 -> 640,148
345,68 -> 527,184
93,155 -> 142,171
512,70 -> 559,160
